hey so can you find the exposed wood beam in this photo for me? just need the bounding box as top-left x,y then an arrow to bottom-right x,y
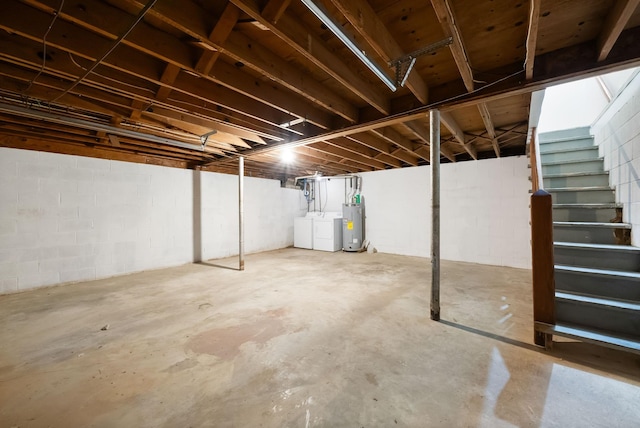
372,127 -> 421,165
0,56 -> 271,147
440,112 -> 477,160
261,0 -> 292,24
430,0 -> 496,155
525,0 -> 541,79
273,148 -> 357,174
223,32 -> 357,123
292,148 -> 369,174
346,133 -> 404,168
430,0 -> 474,91
156,63 -> 181,102
597,0 -> 640,61
112,0 -> 361,122
477,103 -> 500,157
0,134 -> 193,168
309,142 -> 386,170
330,0 -> 428,104
108,134 -> 120,147
404,121 -> 456,163
194,3 -> 240,75
208,25 -> 640,165
144,107 -> 266,145
326,137 -> 378,160
22,0 -> 344,127
230,0 -> 390,115
0,4 -> 302,132
130,99 -> 144,121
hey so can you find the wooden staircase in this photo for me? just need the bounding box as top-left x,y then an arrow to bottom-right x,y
534,127 -> 640,354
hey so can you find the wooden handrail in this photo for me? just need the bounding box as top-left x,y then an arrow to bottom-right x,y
529,127 -> 544,192
529,127 -> 555,348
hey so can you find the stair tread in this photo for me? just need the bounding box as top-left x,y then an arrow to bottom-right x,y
535,322 -> 640,354
547,186 -> 613,192
542,158 -> 602,166
554,241 -> 640,252
539,129 -> 593,142
541,147 -> 597,155
555,264 -> 640,278
544,172 -> 608,178
556,291 -> 640,310
553,203 -> 620,209
553,221 -> 631,228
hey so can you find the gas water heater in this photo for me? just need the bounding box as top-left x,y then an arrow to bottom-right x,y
342,203 -> 364,252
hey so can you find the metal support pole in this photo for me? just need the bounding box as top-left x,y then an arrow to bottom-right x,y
239,156 -> 245,271
430,109 -> 441,321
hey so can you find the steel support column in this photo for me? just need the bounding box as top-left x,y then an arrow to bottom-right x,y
430,109 -> 441,321
239,156 -> 245,271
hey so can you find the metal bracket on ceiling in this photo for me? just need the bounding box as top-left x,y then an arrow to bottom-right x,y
200,130 -> 217,148
389,37 -> 454,87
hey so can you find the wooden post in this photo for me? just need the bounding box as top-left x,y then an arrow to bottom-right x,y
531,189 -> 555,347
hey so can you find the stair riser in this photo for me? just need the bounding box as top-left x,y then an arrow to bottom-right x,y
556,299 -> 640,337
552,207 -> 618,222
539,137 -> 594,152
541,148 -> 599,163
555,270 -> 640,300
553,226 -> 624,245
554,247 -> 640,272
544,174 -> 609,188
542,160 -> 603,175
550,190 -> 615,204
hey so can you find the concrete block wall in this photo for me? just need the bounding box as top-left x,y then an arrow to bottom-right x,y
0,148 -> 302,294
199,172 -> 303,259
592,71 -> 640,246
314,156 -> 532,268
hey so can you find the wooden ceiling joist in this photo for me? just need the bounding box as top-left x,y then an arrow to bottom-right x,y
439,112 -> 477,160
195,3 -> 240,76
330,0 -> 429,104
1,0 -> 639,179
525,0 -> 541,80
229,0 -> 391,115
477,103 -> 500,158
261,0 -> 293,25
429,0 -> 500,158
597,0 -> 640,62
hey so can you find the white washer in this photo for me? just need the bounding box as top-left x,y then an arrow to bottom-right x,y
294,212 -> 324,249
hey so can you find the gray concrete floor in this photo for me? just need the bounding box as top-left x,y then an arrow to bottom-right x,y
1,248 -> 640,427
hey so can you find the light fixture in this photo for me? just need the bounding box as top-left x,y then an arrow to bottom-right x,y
281,147 -> 295,164
300,0 -> 397,92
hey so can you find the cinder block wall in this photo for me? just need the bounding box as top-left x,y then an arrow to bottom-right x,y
361,156 -> 531,268
304,156 -> 532,269
0,148 -> 302,294
592,71 -> 640,246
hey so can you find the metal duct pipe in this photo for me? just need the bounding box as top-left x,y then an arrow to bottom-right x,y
0,103 -> 204,152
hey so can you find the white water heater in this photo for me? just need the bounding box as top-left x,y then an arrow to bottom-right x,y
342,203 -> 364,252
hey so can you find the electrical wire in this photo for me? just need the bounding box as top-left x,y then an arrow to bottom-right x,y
22,0 -> 65,96
51,0 -> 158,103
